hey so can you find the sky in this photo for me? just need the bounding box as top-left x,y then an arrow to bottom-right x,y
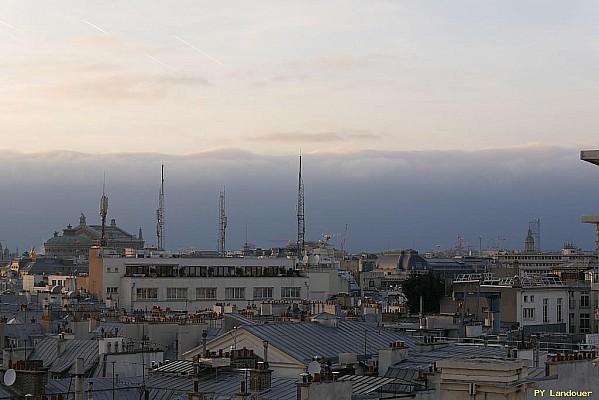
1,2 -> 599,253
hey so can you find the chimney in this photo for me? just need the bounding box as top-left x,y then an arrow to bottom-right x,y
378,341 -> 409,377
250,361 -> 272,391
74,357 -> 84,400
57,333 -> 65,358
110,218 -> 116,227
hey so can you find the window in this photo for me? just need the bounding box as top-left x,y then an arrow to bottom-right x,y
523,308 -> 535,320
166,288 -> 188,299
136,288 -> 158,300
225,287 -> 245,299
543,298 -> 548,323
253,287 -> 273,300
557,298 -> 562,323
107,287 -> 118,294
524,295 -> 528,302
580,293 -> 590,308
530,295 -> 534,302
281,287 -> 301,299
196,287 -> 217,300
580,313 -> 591,333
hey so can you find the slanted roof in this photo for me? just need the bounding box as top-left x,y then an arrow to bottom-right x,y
336,375 -> 401,395
0,384 -> 17,399
243,319 -> 416,363
382,343 -> 506,394
152,360 -> 194,375
29,337 -> 99,375
45,375 -> 192,400
190,371 -> 297,400
4,322 -> 44,339
386,343 -> 505,376
311,312 -> 338,320
28,336 -> 58,367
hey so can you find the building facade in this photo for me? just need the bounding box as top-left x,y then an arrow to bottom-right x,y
90,250 -> 349,310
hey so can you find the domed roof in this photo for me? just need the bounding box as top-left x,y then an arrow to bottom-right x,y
45,224 -> 93,247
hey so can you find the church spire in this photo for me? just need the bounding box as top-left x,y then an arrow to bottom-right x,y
525,228 -> 535,253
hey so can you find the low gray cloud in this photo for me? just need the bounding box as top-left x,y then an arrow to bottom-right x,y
0,146 -> 597,254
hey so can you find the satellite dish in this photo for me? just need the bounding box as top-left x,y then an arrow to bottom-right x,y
307,361 -> 321,375
4,369 -> 16,386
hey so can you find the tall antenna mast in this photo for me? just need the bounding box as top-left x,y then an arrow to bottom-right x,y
297,153 -> 305,257
218,187 -> 227,257
99,172 -> 108,247
156,165 -> 165,251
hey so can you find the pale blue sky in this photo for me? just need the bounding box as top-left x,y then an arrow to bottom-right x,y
1,1 -> 598,154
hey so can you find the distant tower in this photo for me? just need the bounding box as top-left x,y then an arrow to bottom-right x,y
524,228 -> 535,253
138,227 -> 143,240
156,165 -> 165,251
218,188 -> 227,257
528,218 -> 541,251
99,178 -> 109,247
297,154 -> 305,257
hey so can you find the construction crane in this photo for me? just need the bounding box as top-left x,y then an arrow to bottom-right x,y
320,233 -> 340,244
340,224 -> 349,254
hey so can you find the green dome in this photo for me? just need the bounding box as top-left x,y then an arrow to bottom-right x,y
45,225 -> 92,247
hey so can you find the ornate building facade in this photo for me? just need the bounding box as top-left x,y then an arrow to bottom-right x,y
44,213 -> 144,257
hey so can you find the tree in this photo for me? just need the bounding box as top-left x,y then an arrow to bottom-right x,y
401,270 -> 445,314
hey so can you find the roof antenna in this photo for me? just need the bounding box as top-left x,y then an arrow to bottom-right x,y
99,171 -> 108,247
156,165 -> 165,251
297,150 -> 305,258
218,187 -> 227,257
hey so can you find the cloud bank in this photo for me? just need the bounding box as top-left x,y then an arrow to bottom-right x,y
0,146 -> 597,254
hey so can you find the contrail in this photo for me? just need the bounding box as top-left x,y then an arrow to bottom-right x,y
82,19 -> 178,73
147,54 -> 178,73
0,19 -> 16,30
82,20 -> 111,36
173,35 -> 232,70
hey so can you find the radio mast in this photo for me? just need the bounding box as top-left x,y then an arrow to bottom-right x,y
156,165 -> 165,251
218,188 -> 227,257
297,154 -> 305,257
99,173 -> 108,247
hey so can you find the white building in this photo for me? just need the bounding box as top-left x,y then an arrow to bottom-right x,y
495,244 -> 596,275
97,254 -> 349,311
513,276 -> 568,333
452,274 -> 569,334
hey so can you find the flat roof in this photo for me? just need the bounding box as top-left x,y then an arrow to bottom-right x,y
581,150 -> 599,167
582,215 -> 599,224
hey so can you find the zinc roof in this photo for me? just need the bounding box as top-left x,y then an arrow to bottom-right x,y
243,319 -> 416,363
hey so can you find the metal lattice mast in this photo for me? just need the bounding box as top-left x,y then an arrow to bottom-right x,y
218,187 -> 227,257
156,165 -> 165,251
99,173 -> 108,247
297,154 -> 305,257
